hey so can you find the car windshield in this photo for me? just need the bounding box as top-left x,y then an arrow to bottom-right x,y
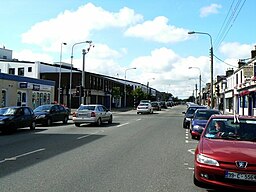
187,107 -> 198,115
194,111 -> 219,120
34,105 -> 51,112
78,105 -> 96,111
204,118 -> 256,141
0,107 -> 17,115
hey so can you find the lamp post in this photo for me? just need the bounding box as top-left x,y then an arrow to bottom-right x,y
81,43 -> 94,105
58,42 -> 67,104
188,31 -> 214,109
124,67 -> 136,107
189,66 -> 201,105
69,41 -> 92,109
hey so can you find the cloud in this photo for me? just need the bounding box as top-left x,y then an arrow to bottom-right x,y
13,49 -> 53,63
125,16 -> 189,43
21,3 -> 143,52
219,42 -> 254,59
200,4 -> 222,17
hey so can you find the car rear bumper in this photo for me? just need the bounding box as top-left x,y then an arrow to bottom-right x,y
72,117 -> 97,123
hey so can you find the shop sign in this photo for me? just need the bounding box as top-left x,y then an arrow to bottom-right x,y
19,82 -> 28,88
33,84 -> 40,91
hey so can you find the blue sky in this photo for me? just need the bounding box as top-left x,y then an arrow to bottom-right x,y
0,0 -> 254,99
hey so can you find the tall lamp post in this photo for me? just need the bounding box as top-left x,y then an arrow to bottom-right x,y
188,31 -> 214,109
81,43 -> 94,105
69,41 -> 92,109
124,67 -> 136,107
189,67 -> 201,105
58,42 -> 67,104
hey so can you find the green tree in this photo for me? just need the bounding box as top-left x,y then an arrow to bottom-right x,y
131,87 -> 146,105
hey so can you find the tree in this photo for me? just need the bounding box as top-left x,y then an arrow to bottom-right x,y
131,87 -> 146,105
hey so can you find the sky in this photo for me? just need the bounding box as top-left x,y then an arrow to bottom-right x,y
0,0 -> 255,99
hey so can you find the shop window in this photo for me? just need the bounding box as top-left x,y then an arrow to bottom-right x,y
17,92 -> 22,106
2,90 -> 6,107
22,92 -> 26,102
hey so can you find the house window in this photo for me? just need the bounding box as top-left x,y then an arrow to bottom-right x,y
18,68 -> 24,76
9,68 -> 15,75
28,67 -> 32,72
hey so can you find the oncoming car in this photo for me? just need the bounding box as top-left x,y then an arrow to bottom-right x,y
194,115 -> 256,191
72,104 -> 113,126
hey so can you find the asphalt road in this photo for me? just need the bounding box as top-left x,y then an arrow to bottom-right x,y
0,105 -> 227,192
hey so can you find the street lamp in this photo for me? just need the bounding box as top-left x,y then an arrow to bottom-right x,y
58,42 -> 67,104
124,67 -> 136,107
189,66 -> 201,105
188,31 -> 214,108
69,41 -> 92,109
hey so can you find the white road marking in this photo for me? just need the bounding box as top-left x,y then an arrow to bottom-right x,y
188,149 -> 195,155
116,122 -> 129,127
0,148 -> 45,164
136,118 -> 141,121
77,130 -> 104,140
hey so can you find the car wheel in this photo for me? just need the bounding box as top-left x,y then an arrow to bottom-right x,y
30,121 -> 36,130
45,118 -> 52,126
96,118 -> 102,126
75,123 -> 81,127
108,115 -> 113,124
63,116 -> 68,124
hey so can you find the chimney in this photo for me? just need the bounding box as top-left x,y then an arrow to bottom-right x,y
226,68 -> 234,77
251,45 -> 256,59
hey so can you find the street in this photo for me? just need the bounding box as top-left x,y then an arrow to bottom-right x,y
0,105 -> 222,192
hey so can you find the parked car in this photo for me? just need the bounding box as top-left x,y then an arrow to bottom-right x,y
159,101 -> 168,109
0,106 -> 36,133
194,115 -> 256,191
182,105 -> 207,128
72,104 -> 113,126
189,108 -> 221,139
137,103 -> 153,114
33,104 -> 69,126
151,101 -> 161,111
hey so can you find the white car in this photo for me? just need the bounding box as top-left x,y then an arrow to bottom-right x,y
137,103 -> 153,114
72,104 -> 113,126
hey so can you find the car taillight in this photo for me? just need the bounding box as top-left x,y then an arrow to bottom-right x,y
73,112 -> 77,117
91,112 -> 96,117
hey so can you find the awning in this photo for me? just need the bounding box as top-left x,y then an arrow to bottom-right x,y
240,90 -> 250,96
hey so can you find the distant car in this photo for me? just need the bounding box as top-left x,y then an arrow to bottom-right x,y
33,104 -> 69,126
72,104 -> 113,126
137,103 -> 153,114
159,101 -> 168,109
194,115 -> 256,191
182,105 -> 207,128
151,101 -> 161,111
189,108 -> 221,139
0,106 -> 36,133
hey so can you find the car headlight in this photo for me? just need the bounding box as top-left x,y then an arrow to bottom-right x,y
192,125 -> 204,130
37,114 -> 46,118
197,154 -> 219,166
0,121 -> 5,124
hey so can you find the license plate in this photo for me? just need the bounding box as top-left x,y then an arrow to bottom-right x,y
225,171 -> 256,182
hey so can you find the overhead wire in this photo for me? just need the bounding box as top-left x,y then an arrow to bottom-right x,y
214,0 -> 247,49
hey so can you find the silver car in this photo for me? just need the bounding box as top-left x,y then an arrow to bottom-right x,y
72,104 -> 113,126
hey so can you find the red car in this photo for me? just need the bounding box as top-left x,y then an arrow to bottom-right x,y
194,115 -> 256,191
